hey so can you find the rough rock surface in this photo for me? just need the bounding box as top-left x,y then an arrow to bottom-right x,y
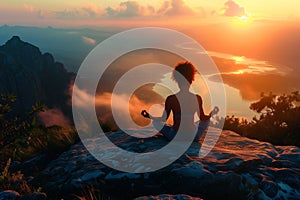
134,194 -> 203,200
34,129 -> 300,199
0,190 -> 20,200
0,190 -> 46,200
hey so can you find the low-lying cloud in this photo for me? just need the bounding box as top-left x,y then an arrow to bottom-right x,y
82,36 -> 97,45
72,84 -> 164,130
38,108 -> 70,127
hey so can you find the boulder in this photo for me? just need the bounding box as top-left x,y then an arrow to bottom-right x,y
34,129 -> 300,199
134,194 -> 203,200
0,190 -> 20,200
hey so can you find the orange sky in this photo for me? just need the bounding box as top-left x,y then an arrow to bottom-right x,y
1,0 -> 299,27
2,0 -> 299,60
1,0 -> 299,119
2,0 -> 299,61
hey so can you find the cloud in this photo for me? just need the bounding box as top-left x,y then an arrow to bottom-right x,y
36,10 -> 45,19
164,0 -> 195,16
38,108 -> 70,127
157,1 -> 170,15
104,0 -> 195,18
70,49 -> 183,129
223,0 -> 245,17
23,3 -> 45,19
105,1 -> 155,18
147,5 -> 156,15
55,3 -> 103,19
105,1 -> 141,17
52,0 -> 201,21
24,3 -> 35,13
72,84 -> 160,129
81,3 -> 99,18
118,1 -> 141,17
82,36 -> 97,45
55,9 -> 81,19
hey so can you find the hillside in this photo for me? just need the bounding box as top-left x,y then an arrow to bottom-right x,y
0,36 -> 72,117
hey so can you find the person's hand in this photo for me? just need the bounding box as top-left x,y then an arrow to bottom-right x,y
141,110 -> 150,119
210,106 -> 219,116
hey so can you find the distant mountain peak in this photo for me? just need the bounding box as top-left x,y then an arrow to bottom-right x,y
0,37 -> 72,116
11,35 -> 20,40
6,36 -> 22,46
1,36 -> 42,66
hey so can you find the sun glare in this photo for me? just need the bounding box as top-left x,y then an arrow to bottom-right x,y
240,15 -> 248,21
232,14 -> 253,27
232,56 -> 245,64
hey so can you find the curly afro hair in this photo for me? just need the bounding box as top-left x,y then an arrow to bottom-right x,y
172,61 -> 197,84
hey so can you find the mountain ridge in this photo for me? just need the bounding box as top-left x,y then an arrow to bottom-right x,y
0,36 -> 72,117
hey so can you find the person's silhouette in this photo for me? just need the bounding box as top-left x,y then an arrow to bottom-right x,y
141,61 -> 219,142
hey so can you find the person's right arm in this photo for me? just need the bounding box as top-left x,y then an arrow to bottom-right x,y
141,96 -> 172,122
151,95 -> 171,122
163,95 -> 172,121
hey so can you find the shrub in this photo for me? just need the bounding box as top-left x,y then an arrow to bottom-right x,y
219,91 -> 300,146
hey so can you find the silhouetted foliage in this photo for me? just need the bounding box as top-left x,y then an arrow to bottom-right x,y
220,91 -> 300,146
0,93 -> 78,168
0,94 -> 44,147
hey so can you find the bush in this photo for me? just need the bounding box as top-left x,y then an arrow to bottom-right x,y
0,93 -> 44,147
0,93 -> 78,171
0,93 -> 79,196
220,91 -> 300,146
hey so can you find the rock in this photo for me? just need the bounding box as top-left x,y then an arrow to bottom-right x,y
105,171 -> 141,181
13,154 -> 52,176
260,179 -> 278,198
134,194 -> 203,200
0,190 -> 20,200
20,193 -> 47,200
81,170 -> 105,181
34,129 -> 300,199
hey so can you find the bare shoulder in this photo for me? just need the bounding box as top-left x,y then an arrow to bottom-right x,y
195,94 -> 202,99
166,95 -> 178,105
166,94 -> 176,100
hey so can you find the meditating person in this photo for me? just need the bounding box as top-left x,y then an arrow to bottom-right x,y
141,61 -> 219,141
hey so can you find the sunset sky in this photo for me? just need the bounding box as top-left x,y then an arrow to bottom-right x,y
1,0 -> 300,26
1,0 -> 299,119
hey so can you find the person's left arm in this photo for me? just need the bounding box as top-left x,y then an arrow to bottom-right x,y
197,95 -> 211,121
196,95 -> 219,121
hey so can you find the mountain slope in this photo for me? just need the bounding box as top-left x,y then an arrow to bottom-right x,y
0,36 -> 72,116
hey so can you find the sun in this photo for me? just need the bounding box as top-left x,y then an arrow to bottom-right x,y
240,15 -> 248,21
232,14 -> 253,27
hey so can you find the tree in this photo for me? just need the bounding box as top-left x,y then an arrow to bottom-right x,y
220,91 -> 300,146
246,91 -> 300,145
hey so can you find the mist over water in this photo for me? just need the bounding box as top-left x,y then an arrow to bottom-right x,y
1,25 -> 299,121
